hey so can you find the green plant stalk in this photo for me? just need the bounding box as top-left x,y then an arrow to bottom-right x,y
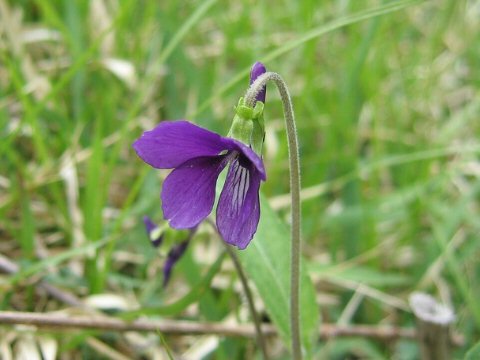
205,218 -> 268,359
245,72 -> 302,359
224,244 -> 269,360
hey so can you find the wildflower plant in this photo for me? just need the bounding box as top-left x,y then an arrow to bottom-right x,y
134,63 -> 267,249
134,62 -> 305,359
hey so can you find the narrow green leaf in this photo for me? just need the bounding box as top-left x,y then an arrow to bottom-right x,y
309,264 -> 410,288
19,192 -> 35,259
8,237 -> 111,286
122,252 -> 225,319
465,341 -> 480,360
158,0 -> 218,64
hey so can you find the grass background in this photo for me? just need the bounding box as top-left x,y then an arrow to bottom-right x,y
1,0 -> 479,358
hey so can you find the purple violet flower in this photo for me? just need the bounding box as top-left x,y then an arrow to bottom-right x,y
250,62 -> 267,104
133,63 -> 267,249
163,240 -> 189,287
133,122 -> 266,249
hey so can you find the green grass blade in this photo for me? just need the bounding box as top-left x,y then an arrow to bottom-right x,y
121,252 -> 225,318
193,0 -> 424,116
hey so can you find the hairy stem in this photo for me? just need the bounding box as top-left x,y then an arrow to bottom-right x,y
245,72 -> 302,359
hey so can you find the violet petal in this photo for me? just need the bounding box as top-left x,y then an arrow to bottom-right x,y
163,240 -> 189,287
216,156 -> 261,249
143,216 -> 157,234
143,216 -> 163,248
249,62 -> 267,104
161,155 -> 228,229
133,121 -> 228,169
222,138 -> 266,181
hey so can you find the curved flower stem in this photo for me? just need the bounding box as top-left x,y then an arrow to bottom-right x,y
245,72 -> 302,360
207,220 -> 269,360
224,245 -> 269,360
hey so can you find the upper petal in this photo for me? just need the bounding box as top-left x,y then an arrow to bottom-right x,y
133,121 -> 229,169
249,61 -> 267,104
216,157 -> 262,249
161,155 -> 228,229
222,138 -> 266,181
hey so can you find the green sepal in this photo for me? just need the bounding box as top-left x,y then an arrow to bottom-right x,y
227,97 -> 265,155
